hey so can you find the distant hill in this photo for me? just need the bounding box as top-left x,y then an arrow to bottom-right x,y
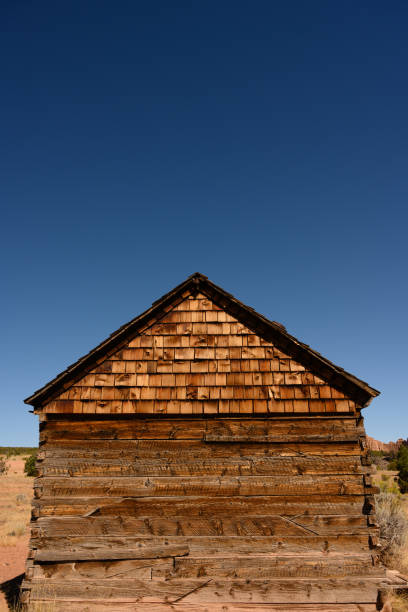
0,447 -> 37,456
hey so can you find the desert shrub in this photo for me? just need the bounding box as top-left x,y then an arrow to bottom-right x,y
7,523 -> 26,537
368,451 -> 389,471
0,456 -> 8,476
24,453 -> 37,477
386,592 -> 408,612
375,490 -> 408,570
397,444 -> 408,493
379,478 -> 400,495
16,494 -> 28,505
371,450 -> 386,457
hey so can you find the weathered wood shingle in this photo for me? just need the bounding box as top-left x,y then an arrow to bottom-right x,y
25,273 -> 379,410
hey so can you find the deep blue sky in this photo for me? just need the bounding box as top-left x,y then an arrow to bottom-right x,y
1,1 -> 407,445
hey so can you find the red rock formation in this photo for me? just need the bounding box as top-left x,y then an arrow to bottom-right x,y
367,436 -> 404,453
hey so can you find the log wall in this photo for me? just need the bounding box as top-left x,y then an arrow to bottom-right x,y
22,414 -> 384,610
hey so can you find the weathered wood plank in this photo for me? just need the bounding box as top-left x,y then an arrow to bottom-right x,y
41,418 -> 364,442
33,494 -> 367,518
33,514 -> 370,538
44,414 -> 361,422
36,475 -> 369,498
38,455 -> 364,477
31,558 -> 173,580
31,535 -> 374,559
40,439 -> 362,458
157,554 -> 382,579
42,417 -> 362,441
289,514 -> 371,535
22,602 -> 378,612
30,554 -> 381,580
203,435 -> 361,443
34,542 -> 189,562
24,577 -> 380,603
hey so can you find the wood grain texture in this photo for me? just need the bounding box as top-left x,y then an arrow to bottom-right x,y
159,554 -> 382,579
26,414 -> 382,606
38,454 -> 365,477
31,535 -> 374,558
42,295 -> 358,416
41,417 -> 363,439
20,602 -> 378,612
24,577 -> 380,604
31,558 -> 173,580
33,494 -> 369,518
33,514 -> 370,538
35,474 -> 372,499
40,438 -> 363,458
30,554 -> 380,580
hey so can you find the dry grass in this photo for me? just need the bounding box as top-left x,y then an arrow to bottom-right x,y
385,592 -> 408,612
373,469 -> 400,489
0,455 -> 33,612
401,495 -> 408,575
0,457 -> 32,548
375,478 -> 408,611
376,490 -> 408,567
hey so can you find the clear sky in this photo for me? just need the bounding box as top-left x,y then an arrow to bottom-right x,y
1,1 -> 407,446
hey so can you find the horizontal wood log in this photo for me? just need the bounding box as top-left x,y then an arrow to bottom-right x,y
21,602 -> 379,612
41,417 -> 363,441
24,577 -> 380,603
32,558 -> 173,580
33,514 -> 370,538
43,414 -> 361,423
160,554 -> 381,579
34,542 -> 189,562
40,439 -> 362,458
32,535 -> 374,559
35,475 -> 370,499
33,494 -> 368,518
42,400 -> 353,415
30,554 -> 381,581
203,435 -> 361,443
38,455 -> 365,477
290,514 -> 371,535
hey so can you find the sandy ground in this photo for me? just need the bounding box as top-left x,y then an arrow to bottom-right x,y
0,457 -> 33,611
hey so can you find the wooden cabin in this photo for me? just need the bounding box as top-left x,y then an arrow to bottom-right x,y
22,273 -> 386,611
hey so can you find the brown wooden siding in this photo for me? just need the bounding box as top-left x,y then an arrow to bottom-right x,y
22,413 -> 384,610
42,294 -> 358,416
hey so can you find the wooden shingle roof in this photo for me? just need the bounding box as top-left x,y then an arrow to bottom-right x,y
25,273 -> 379,408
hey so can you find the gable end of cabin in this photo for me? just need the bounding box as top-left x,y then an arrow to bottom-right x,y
21,274 -> 385,611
